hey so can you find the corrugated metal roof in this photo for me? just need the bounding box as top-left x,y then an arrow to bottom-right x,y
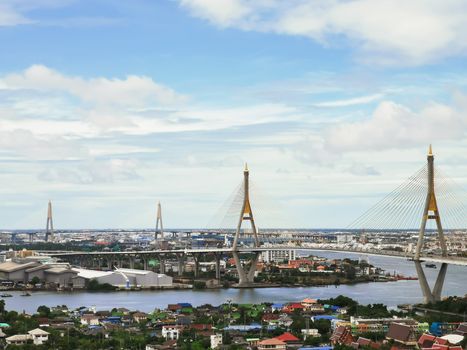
72,268 -> 113,279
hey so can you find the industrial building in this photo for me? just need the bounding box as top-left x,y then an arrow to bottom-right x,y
72,268 -> 173,288
0,261 -> 77,287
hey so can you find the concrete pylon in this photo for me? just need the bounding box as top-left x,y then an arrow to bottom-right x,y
232,163 -> 260,286
45,200 -> 54,242
155,201 -> 163,246
414,145 -> 448,303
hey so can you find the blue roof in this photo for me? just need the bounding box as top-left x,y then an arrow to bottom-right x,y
272,303 -> 284,308
312,315 -> 337,320
178,303 -> 192,308
223,323 -> 276,332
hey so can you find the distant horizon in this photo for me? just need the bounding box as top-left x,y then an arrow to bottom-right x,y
0,227 -> 454,233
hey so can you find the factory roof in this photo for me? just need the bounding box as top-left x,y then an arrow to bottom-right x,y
0,261 -> 38,272
116,268 -> 152,275
73,268 -> 113,279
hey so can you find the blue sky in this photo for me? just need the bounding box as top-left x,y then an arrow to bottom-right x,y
1,0 -> 467,229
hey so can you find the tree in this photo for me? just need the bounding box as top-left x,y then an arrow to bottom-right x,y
31,276 -> 41,285
37,305 -> 51,317
87,279 -> 115,291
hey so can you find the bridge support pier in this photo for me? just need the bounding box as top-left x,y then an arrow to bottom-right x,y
129,257 -> 135,269
159,257 -> 166,274
215,254 -> 221,280
177,254 -> 185,276
231,164 -> 261,287
413,146 -> 449,304
233,251 -> 258,286
415,261 -> 448,303
247,252 -> 260,282
193,256 -> 199,278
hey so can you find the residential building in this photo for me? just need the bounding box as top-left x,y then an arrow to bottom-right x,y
210,334 -> 222,349
162,325 -> 182,340
28,328 -> 50,345
257,338 -> 287,350
81,314 -> 100,326
5,334 -> 30,346
386,323 -> 418,347
330,325 -> 354,345
301,328 -> 320,339
261,249 -> 296,263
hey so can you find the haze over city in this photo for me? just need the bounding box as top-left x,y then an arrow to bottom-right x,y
2,1 -> 467,229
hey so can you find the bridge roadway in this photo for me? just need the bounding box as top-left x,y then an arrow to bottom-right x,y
39,246 -> 467,266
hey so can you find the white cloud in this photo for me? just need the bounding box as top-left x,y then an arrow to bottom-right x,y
324,99 -> 467,152
0,65 -> 295,138
179,0 -> 467,65
0,0 -> 117,27
0,3 -> 30,26
312,94 -> 383,108
0,129 -> 87,160
3,65 -> 186,107
38,159 -> 141,184
179,0 -> 251,27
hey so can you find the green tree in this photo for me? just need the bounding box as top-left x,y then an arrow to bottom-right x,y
37,305 -> 51,317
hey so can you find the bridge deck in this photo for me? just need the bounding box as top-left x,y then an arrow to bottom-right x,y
39,246 -> 467,266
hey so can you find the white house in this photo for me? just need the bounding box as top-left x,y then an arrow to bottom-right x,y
301,328 -> 320,340
162,325 -> 182,340
81,314 -> 100,326
210,334 -> 223,349
28,328 -> 50,345
6,334 -> 30,346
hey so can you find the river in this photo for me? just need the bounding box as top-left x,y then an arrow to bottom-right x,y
2,252 -> 466,313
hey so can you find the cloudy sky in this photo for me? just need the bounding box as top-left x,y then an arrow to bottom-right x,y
1,0 -> 467,229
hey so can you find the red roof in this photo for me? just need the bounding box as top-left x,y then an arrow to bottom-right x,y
190,324 -> 212,330
275,332 -> 300,342
418,334 -> 437,348
259,338 -> 286,346
262,313 -> 280,321
290,303 -> 304,309
435,338 -> 449,345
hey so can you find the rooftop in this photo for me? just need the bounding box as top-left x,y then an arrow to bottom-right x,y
0,261 -> 38,272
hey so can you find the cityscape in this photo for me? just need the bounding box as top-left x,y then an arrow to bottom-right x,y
1,1 -> 467,350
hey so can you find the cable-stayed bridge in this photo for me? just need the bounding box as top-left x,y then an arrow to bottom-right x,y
39,146 -> 466,302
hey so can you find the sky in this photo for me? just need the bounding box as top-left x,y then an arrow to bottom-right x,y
1,0 -> 467,229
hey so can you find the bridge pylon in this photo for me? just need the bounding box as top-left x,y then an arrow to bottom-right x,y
232,163 -> 261,286
155,202 -> 163,246
45,200 -> 54,242
414,145 -> 448,303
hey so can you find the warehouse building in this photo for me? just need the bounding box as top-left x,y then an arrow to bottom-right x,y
72,268 -> 173,288
0,261 -> 77,287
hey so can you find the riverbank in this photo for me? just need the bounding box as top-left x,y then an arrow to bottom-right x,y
1,255 -> 464,314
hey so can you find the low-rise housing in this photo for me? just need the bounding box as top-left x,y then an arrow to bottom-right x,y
257,338 -> 287,350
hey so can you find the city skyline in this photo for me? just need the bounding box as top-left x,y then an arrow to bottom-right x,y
1,1 -> 467,229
